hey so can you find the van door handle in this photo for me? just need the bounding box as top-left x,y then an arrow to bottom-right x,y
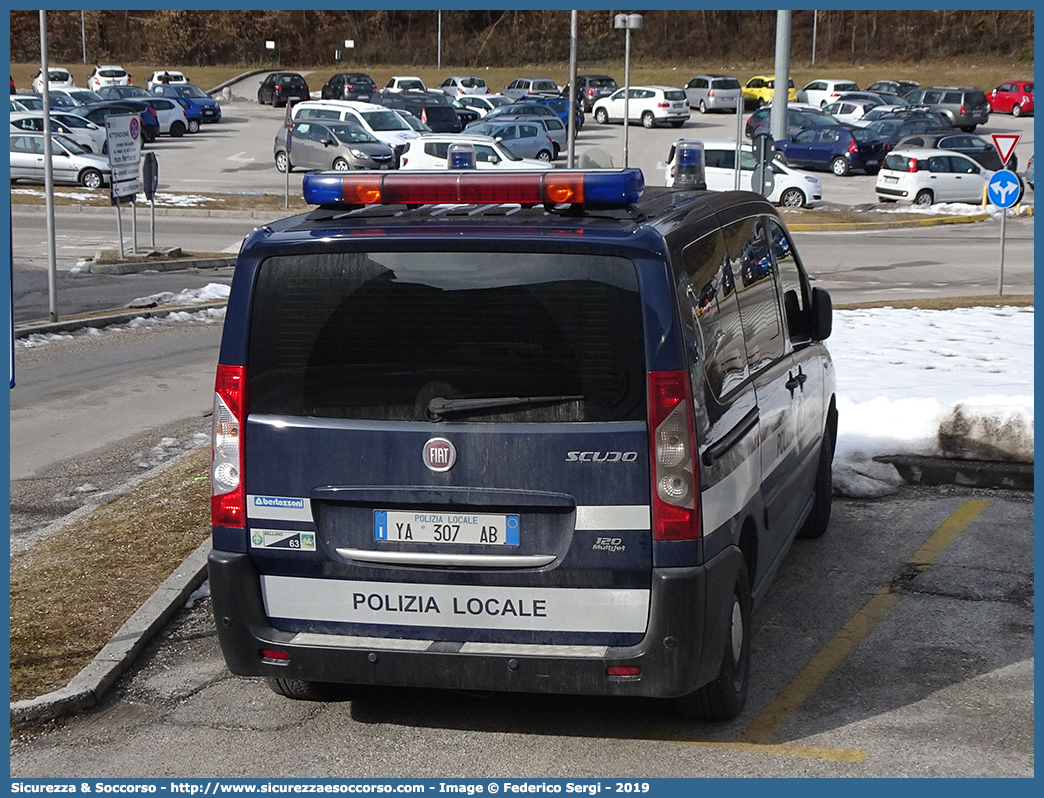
786,368 -> 807,397
702,406 -> 759,466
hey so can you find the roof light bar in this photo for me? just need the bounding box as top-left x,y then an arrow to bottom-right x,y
673,140 -> 707,190
302,169 -> 645,208
447,142 -> 477,170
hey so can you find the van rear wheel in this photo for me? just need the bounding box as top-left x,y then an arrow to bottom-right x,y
266,677 -> 351,702
674,563 -> 751,721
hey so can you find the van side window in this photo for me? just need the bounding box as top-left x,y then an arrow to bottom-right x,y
679,229 -> 749,399
723,218 -> 783,373
766,219 -> 812,343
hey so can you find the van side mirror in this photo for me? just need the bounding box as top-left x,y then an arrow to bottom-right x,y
811,286 -> 832,341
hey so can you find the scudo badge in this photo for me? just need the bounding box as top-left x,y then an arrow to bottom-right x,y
423,438 -> 456,472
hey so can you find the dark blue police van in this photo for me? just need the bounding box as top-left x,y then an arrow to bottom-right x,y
209,161 -> 837,720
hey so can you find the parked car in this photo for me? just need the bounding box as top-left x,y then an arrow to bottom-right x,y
745,104 -> 837,139
1024,155 -> 1033,190
291,100 -> 420,162
320,73 -> 379,101
146,71 -> 189,91
902,86 -> 990,132
150,83 -> 221,123
821,98 -> 881,126
70,100 -> 160,144
398,134 -> 553,170
140,96 -> 191,137
456,93 -> 514,117
437,75 -> 490,97
492,114 -> 568,159
10,131 -> 111,188
683,74 -> 742,114
514,94 -> 572,127
741,75 -> 797,109
86,65 -> 131,92
875,148 -> 993,205
464,119 -> 556,161
774,124 -> 887,176
10,111 -> 107,154
664,139 -> 823,207
11,94 -> 45,113
274,119 -> 395,173
855,105 -> 951,129
865,79 -> 921,97
378,92 -> 462,133
592,85 -> 690,128
562,74 -> 619,112
894,131 -> 1017,171
861,117 -> 952,154
384,76 -> 427,93
257,72 -> 310,107
477,101 -> 563,131
409,91 -> 480,127
32,68 -> 76,93
41,91 -> 82,110
797,78 -> 860,108
392,110 -> 432,133
96,85 -> 152,101
987,81 -> 1033,117
502,77 -> 559,101
48,88 -> 104,107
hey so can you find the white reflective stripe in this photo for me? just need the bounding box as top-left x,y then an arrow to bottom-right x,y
575,505 -> 651,531
261,576 -> 650,634
247,495 -> 313,522
460,642 -> 608,657
289,633 -> 432,651
700,446 -> 761,533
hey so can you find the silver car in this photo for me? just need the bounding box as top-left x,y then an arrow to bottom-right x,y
10,111 -> 107,154
10,131 -> 111,188
274,119 -> 395,173
490,114 -> 567,160
464,119 -> 556,162
684,74 -> 742,114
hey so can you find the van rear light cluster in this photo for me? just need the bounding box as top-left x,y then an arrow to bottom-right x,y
647,370 -> 701,541
302,168 -> 645,207
212,364 -> 246,528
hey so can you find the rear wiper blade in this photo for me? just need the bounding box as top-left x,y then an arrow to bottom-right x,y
426,394 -> 584,421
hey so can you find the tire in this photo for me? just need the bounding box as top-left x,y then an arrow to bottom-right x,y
275,151 -> 290,173
536,149 -> 552,162
170,121 -> 185,138
914,189 -> 934,207
699,100 -> 707,114
779,187 -> 806,208
674,563 -> 751,721
257,93 -> 266,105
332,157 -> 350,171
670,120 -> 685,128
960,125 -> 976,133
641,111 -> 656,129
265,677 -> 349,702
187,119 -> 200,134
797,423 -> 835,539
594,107 -> 608,124
830,156 -> 850,177
1012,103 -> 1023,118
143,128 -> 157,144
551,143 -> 560,160
79,168 -> 103,189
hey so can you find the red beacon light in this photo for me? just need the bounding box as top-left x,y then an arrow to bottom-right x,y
302,168 -> 645,208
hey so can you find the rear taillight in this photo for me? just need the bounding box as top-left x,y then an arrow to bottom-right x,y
658,101 -> 670,108
848,138 -> 859,154
908,159 -> 920,173
708,89 -> 715,97
212,364 -> 246,528
960,104 -> 966,116
647,371 -> 701,541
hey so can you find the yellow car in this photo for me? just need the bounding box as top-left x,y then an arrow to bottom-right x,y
742,75 -> 798,109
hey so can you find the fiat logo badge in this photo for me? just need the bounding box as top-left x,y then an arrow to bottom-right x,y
423,438 -> 456,472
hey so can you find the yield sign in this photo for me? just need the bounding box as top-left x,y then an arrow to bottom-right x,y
991,134 -> 1021,166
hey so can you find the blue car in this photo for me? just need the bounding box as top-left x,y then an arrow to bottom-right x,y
150,83 -> 221,123
168,95 -> 203,133
774,124 -> 888,176
513,94 -> 575,128
71,100 -> 161,144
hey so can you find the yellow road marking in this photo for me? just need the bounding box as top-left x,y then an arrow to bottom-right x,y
740,499 -> 990,746
663,739 -> 868,762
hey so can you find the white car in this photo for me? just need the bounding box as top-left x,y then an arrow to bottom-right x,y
875,148 -> 993,206
48,88 -> 105,107
291,100 -> 420,155
86,65 -> 132,92
398,134 -> 553,171
456,94 -> 514,117
821,99 -> 879,125
384,76 -> 426,93
31,68 -> 76,94
9,131 -> 111,188
798,79 -> 860,108
11,94 -> 45,113
141,97 -> 191,137
10,111 -> 107,154
438,75 -> 490,97
146,70 -> 189,91
592,85 -> 690,128
664,139 -> 823,208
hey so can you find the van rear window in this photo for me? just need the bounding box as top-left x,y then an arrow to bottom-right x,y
248,251 -> 646,423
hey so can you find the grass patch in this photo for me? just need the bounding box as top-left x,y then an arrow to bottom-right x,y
9,449 -> 212,702
835,294 -> 1033,311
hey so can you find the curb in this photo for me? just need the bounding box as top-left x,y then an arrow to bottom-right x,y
877,455 -> 1034,492
15,300 -> 228,339
10,539 -> 210,726
86,256 -> 236,275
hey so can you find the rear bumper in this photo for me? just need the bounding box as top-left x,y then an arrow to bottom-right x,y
208,545 -> 744,699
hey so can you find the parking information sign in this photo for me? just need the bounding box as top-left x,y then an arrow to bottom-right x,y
105,113 -> 143,204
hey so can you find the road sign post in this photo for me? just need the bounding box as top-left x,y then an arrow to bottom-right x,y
106,113 -> 143,258
986,169 -> 1024,296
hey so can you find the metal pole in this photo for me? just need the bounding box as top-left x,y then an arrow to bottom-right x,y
81,10 -> 87,64
812,11 -> 817,66
115,204 -> 125,260
150,199 -> 156,248
735,94 -> 743,190
623,28 -> 631,168
998,210 -> 1007,295
131,200 -> 138,254
437,11 -> 442,71
770,10 -> 792,144
567,10 -> 578,168
40,11 -> 59,323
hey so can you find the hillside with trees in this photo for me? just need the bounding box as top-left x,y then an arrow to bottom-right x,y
11,9 -> 1034,68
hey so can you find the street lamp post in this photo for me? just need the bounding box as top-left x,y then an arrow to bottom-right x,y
614,13 -> 642,168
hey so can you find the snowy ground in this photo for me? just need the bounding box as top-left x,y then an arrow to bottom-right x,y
18,284 -> 1034,499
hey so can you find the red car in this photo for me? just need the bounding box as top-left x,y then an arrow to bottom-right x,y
988,81 -> 1034,117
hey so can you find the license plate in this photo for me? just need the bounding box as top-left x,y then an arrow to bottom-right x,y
358,94 -> 369,101
885,176 -> 898,184
866,160 -> 879,166
375,510 -> 519,546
